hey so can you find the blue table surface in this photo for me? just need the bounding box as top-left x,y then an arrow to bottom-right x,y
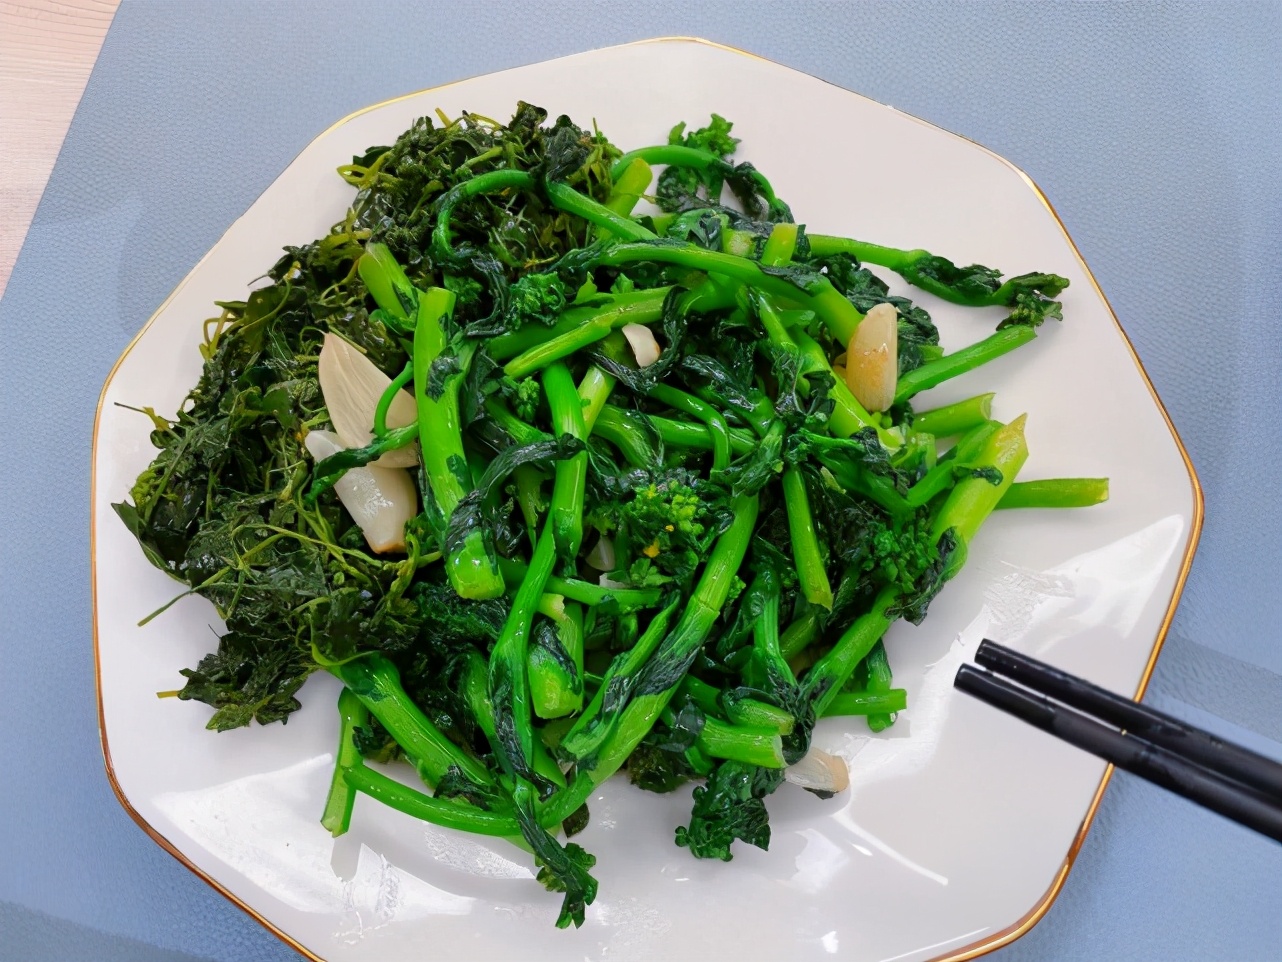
1,2 -> 1278,960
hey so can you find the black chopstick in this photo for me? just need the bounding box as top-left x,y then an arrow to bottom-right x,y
954,643 -> 1282,844
974,639 -> 1282,799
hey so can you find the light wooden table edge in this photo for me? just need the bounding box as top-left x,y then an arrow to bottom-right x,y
0,0 -> 121,300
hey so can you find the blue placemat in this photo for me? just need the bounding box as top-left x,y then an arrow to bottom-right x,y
1,1 -> 1278,960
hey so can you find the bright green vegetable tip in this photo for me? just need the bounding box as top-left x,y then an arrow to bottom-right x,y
912,393 -> 995,439
999,477 -> 1109,509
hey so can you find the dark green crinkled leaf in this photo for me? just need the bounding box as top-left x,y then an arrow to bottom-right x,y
426,354 -> 462,401
999,287 -> 1065,329
885,527 -> 962,625
541,114 -> 592,184
663,209 -> 725,250
433,765 -> 507,811
674,760 -> 785,861
562,804 -> 591,838
651,701 -> 707,753
513,788 -> 598,928
626,742 -> 695,794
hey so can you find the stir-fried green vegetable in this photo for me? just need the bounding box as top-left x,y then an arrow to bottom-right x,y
114,105 -> 1103,928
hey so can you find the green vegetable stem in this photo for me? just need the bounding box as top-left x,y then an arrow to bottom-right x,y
543,361 -> 590,563
413,286 -> 506,599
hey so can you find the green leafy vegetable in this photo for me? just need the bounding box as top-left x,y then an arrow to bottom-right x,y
115,104 -> 1101,928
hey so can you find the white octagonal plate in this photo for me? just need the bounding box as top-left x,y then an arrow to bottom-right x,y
92,37 -> 1201,962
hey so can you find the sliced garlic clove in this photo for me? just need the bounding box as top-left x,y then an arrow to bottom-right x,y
585,534 -> 616,571
845,302 -> 899,413
304,429 -> 416,554
785,746 -> 850,794
318,332 -> 419,467
621,323 -> 662,368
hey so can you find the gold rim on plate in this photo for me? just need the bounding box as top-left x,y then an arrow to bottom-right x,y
90,35 -> 1204,962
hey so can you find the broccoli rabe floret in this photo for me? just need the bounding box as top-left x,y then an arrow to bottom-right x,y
861,515 -> 938,596
498,375 -> 542,422
508,271 -> 569,328
589,469 -> 712,584
668,113 -> 740,159
590,470 -> 709,540
623,478 -> 707,548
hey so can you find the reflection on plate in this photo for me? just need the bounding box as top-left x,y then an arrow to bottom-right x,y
91,37 -> 1200,962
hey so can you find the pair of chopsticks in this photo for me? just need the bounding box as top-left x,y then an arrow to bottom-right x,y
954,640 -> 1282,843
